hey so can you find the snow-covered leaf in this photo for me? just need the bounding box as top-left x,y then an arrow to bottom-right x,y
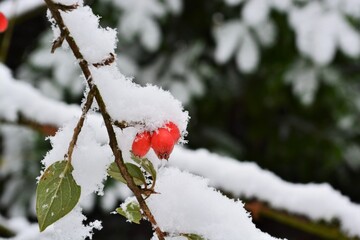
338,25 -> 360,58
140,19 -> 161,51
223,0 -> 243,6
36,160 -> 81,232
269,0 -> 291,11
253,20 -> 276,47
242,0 -> 270,26
235,34 -> 259,73
164,0 -> 182,14
311,27 -> 336,65
116,201 -> 142,224
214,21 -> 244,63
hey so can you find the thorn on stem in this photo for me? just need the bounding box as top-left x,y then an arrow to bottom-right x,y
51,34 -> 65,53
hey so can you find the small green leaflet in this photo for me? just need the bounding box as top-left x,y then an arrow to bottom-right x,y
107,162 -> 146,186
131,153 -> 157,183
116,201 -> 142,224
182,234 -> 206,240
36,160 -> 81,232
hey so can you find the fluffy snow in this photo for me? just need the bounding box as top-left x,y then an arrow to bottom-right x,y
38,115 -> 110,238
146,167 -> 280,240
170,147 -> 360,238
91,65 -> 189,135
4,65 -> 360,237
289,2 -> 360,65
235,33 -> 259,73
58,6 -> 118,64
0,0 -> 44,19
0,209 -> 101,240
253,20 -> 276,47
113,0 -> 165,51
52,0 -> 83,5
3,62 -> 360,238
164,0 -> 182,14
285,61 -> 319,105
214,21 -> 262,73
41,115 -> 112,198
0,63 -> 80,126
0,126 -> 34,176
214,21 -> 244,63
215,0 -> 360,72
242,0 -> 270,26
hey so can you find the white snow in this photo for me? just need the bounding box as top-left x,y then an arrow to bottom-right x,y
289,2 -> 360,66
253,20 -> 276,47
0,209 -> 101,240
147,167 -> 280,240
285,61 -> 319,105
242,0 -> 270,27
52,0 -> 83,5
3,64 -> 360,237
0,0 -> 44,19
215,0 -> 360,72
214,21 -> 244,63
91,65 -> 189,135
0,63 -> 80,126
235,33 -> 259,73
113,0 -> 165,51
42,115 -> 113,199
170,147 -> 360,238
58,6 -> 118,64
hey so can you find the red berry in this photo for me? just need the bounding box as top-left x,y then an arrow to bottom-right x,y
0,12 -> 8,33
132,131 -> 151,157
151,128 -> 175,160
164,121 -> 180,142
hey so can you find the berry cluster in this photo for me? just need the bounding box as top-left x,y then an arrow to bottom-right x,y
132,122 -> 180,160
0,12 -> 8,33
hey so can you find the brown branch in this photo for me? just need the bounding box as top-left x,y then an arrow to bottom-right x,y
43,1 -> 165,239
245,201 -> 357,240
0,114 -> 58,136
64,87 -> 95,163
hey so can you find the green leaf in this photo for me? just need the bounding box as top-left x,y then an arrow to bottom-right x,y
182,234 -> 206,240
107,162 -> 146,186
116,201 -> 142,224
36,161 -> 81,232
131,153 -> 157,183
125,162 -> 147,185
107,162 -> 127,183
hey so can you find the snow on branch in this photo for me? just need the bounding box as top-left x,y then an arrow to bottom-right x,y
0,0 -> 44,19
170,148 -> 360,238
0,63 -> 80,129
2,63 -> 360,238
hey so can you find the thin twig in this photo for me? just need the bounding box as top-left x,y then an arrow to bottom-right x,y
64,87 -> 96,163
43,1 -> 165,239
0,114 -> 58,136
113,120 -> 145,130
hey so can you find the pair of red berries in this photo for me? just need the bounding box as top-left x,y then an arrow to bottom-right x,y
132,122 -> 180,160
0,13 -> 8,33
